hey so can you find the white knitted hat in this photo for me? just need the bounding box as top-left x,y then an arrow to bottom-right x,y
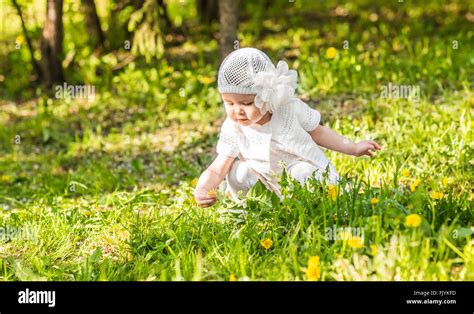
217,48 -> 298,113
218,48 -> 273,94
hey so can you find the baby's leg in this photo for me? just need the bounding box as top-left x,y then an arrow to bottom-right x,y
288,161 -> 322,186
288,161 -> 342,191
226,160 -> 259,202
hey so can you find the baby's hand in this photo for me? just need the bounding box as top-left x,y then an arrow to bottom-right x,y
194,187 -> 218,207
352,140 -> 381,157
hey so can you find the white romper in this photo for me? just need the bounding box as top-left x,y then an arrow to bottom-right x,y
216,98 -> 339,201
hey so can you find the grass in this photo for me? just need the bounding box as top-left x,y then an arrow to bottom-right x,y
0,0 -> 473,281
1,91 -> 472,281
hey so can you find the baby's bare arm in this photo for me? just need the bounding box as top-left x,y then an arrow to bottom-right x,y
309,125 -> 381,156
194,154 -> 235,207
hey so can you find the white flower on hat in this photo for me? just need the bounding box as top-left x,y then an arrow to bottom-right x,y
253,60 -> 298,113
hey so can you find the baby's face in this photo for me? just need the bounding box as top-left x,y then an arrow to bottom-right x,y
221,93 -> 267,126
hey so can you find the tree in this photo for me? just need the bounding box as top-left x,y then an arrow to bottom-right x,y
82,0 -> 105,50
197,0 -> 218,26
41,0 -> 64,87
218,0 -> 240,61
11,0 -> 43,82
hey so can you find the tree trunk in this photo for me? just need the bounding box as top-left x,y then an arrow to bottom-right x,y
41,0 -> 64,88
197,0 -> 218,26
82,0 -> 105,49
11,0 -> 43,82
218,0 -> 240,61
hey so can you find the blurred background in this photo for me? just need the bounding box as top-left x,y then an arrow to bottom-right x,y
1,0 -> 473,195
0,0 -> 473,197
0,0 -> 474,205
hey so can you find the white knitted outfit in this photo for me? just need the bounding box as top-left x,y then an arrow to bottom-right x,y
217,100 -> 339,203
216,48 -> 339,203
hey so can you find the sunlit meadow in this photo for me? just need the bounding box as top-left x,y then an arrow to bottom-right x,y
0,0 -> 473,281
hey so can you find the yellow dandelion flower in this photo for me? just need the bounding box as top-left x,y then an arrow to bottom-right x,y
15,35 -> 24,44
370,244 -> 377,256
306,256 -> 321,280
370,197 -> 379,205
306,265 -> 321,281
1,175 -> 11,183
260,238 -> 273,250
431,191 -> 444,200
200,76 -> 213,85
229,273 -> 236,281
207,190 -> 217,197
326,47 -> 337,59
347,236 -> 364,249
307,256 -> 320,268
442,177 -> 451,186
191,178 -> 199,187
327,184 -> 337,200
401,169 -> 410,177
405,213 -> 422,228
410,179 -> 421,192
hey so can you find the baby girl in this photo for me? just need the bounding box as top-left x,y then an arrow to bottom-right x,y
194,48 -> 381,207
